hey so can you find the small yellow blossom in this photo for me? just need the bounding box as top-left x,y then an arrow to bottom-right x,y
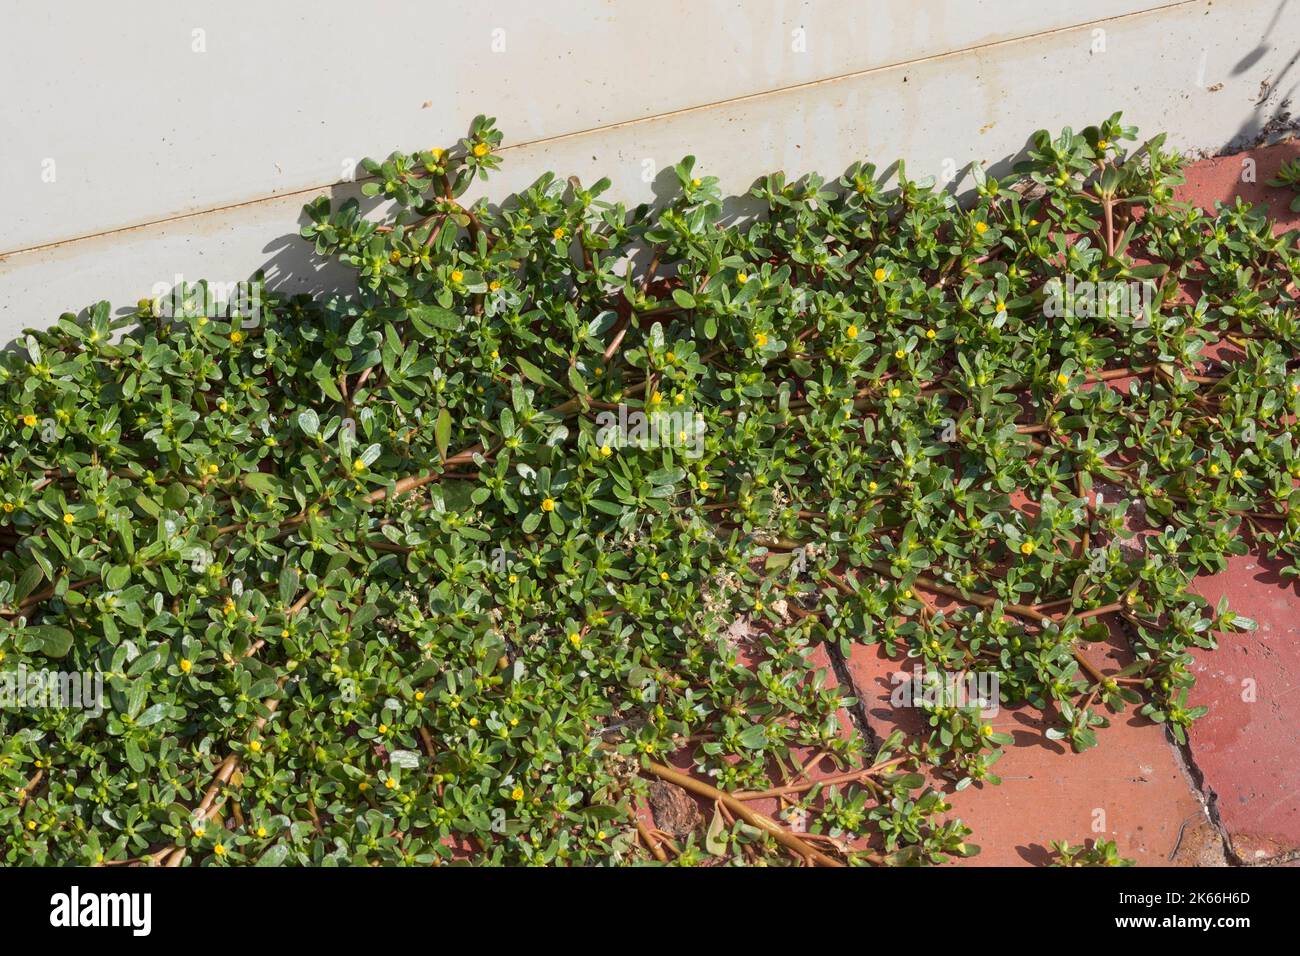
754,332 -> 768,347
512,786 -> 525,801
974,222 -> 989,235
736,272 -> 749,284
21,414 -> 36,427
846,324 -> 859,340
541,497 -> 555,512
450,269 -> 464,283
873,267 -> 887,281
1019,541 -> 1035,556
472,143 -> 489,158
62,512 -> 75,524
180,658 -> 193,673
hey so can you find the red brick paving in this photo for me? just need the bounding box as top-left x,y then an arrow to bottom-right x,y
839,635 -> 1222,866
1187,556 -> 1300,863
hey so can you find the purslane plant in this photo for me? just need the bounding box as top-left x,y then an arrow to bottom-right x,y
1,112 -> 1294,866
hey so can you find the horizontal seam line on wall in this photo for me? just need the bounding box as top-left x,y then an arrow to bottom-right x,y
0,0 -> 1197,261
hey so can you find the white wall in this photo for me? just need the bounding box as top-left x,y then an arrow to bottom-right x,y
2,0 -> 1296,338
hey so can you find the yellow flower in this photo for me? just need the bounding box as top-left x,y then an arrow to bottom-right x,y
248,740 -> 261,753
385,777 -> 398,790
1209,463 -> 1220,476
430,147 -> 444,160
213,843 -> 226,856
979,724 -> 994,737
21,414 -> 36,427
735,272 -> 750,286
377,724 -> 388,735
180,658 -> 193,673
62,512 -> 75,524
1019,541 -> 1035,556
553,227 -> 567,240
650,390 -> 662,404
873,267 -> 887,281
846,324 -> 859,340
888,387 -> 901,399
925,328 -> 936,340
974,222 -> 989,235
868,481 -> 878,493
599,445 -> 612,457
598,830 -> 608,839
217,400 -> 229,412
1029,218 -> 1040,227
472,143 -> 489,158
450,270 -> 464,283
489,280 -> 501,291
1,503 -> 12,513
1097,139 -> 1109,150
754,332 -> 768,347
894,348 -> 905,359
659,571 -> 669,581
1055,373 -> 1069,387
690,178 -> 701,187
490,349 -> 499,359
541,497 -> 555,512
511,786 -> 525,801
256,826 -> 268,838
229,330 -> 244,344
698,480 -> 710,491
352,458 -> 366,472
568,632 -> 582,647
508,574 -> 518,584
468,717 -> 479,727
1232,469 -> 1244,480
995,301 -> 1006,312
206,463 -> 219,476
